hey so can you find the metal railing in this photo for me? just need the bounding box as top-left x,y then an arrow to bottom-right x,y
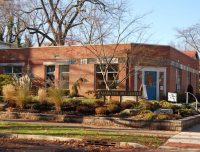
186,92 -> 199,111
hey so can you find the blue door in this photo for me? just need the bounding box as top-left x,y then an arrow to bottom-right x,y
144,71 -> 157,100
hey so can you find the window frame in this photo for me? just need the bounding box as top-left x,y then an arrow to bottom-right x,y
95,64 -> 119,90
59,65 -> 70,89
3,65 -> 22,77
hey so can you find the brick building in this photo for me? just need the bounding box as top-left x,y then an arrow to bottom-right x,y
0,43 -> 198,100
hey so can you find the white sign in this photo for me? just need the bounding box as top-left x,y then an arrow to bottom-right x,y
168,92 -> 177,102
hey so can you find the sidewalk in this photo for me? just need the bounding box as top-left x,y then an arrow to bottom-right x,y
159,124 -> 200,151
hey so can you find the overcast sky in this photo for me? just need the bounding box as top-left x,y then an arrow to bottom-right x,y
127,0 -> 200,45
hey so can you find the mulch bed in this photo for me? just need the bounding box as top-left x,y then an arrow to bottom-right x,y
0,137 -> 148,152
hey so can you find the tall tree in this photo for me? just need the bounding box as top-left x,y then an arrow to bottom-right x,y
177,24 -> 200,53
0,0 -> 27,47
21,0 -> 108,46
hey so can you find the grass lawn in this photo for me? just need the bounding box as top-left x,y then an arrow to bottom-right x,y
0,121 -> 168,148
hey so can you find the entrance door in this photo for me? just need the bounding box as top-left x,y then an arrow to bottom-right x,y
144,71 -> 157,100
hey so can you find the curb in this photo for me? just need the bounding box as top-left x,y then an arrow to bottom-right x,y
0,133 -> 147,149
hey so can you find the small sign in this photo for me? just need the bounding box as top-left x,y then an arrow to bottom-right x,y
168,92 -> 177,102
97,90 -> 142,96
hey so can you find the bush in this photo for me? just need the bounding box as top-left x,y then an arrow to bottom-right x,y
0,74 -> 13,95
62,100 -> 82,112
121,100 -> 135,109
94,100 -> 105,107
177,93 -> 186,103
38,88 -> 47,104
107,104 -> 121,114
155,113 -> 175,120
32,102 -> 53,111
159,100 -> 175,109
15,87 -> 32,108
95,107 -> 108,115
178,107 -> 193,117
109,100 -> 120,106
135,110 -> 156,120
2,84 -> 15,102
48,87 -> 64,112
138,100 -> 160,111
76,104 -> 95,115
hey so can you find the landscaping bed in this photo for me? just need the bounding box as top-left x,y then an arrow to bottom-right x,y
0,74 -> 199,131
0,111 -> 199,131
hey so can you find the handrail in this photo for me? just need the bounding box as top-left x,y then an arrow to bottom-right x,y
186,92 -> 199,111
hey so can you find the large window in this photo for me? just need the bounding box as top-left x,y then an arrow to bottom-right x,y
176,68 -> 182,92
59,65 -> 69,89
187,71 -> 191,85
95,64 -> 119,90
45,65 -> 55,87
3,66 -> 22,77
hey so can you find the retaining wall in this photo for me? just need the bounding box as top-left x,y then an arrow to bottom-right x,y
0,112 -> 199,131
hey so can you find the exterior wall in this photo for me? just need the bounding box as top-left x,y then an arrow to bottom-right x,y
0,43 -> 198,97
69,64 -> 94,96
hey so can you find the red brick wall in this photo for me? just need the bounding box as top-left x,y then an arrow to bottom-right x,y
0,44 -> 198,96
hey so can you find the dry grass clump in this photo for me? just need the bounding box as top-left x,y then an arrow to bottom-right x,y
38,88 -> 47,104
48,87 -> 64,112
2,84 -> 15,101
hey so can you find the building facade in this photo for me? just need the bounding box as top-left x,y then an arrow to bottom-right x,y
0,43 -> 198,100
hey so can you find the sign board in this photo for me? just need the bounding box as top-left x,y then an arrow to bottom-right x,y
168,92 -> 177,102
97,90 -> 142,96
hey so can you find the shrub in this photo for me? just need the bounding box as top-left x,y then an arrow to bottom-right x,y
0,74 -> 13,95
31,101 -> 53,112
95,107 -> 108,115
15,87 -> 32,108
159,100 -> 175,109
121,100 -> 135,109
76,104 -> 95,115
177,93 -> 186,103
2,84 -> 15,101
178,107 -> 193,117
135,110 -> 156,120
107,104 -> 121,114
94,100 -> 105,107
38,88 -> 47,104
155,113 -> 174,120
48,87 -> 64,112
13,74 -> 32,91
62,100 -> 82,111
109,100 -> 120,106
138,100 -> 160,111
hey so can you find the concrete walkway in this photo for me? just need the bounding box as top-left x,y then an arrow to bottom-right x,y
159,124 -> 200,151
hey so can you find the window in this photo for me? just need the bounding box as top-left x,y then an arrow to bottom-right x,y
46,65 -> 55,87
80,59 -> 87,64
3,66 -> 22,77
95,64 -> 119,90
59,65 -> 69,89
176,68 -> 182,92
187,71 -> 191,85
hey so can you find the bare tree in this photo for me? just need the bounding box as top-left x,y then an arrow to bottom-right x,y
75,2 -> 156,91
19,0 -> 109,46
0,0 -> 29,47
177,24 -> 200,53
